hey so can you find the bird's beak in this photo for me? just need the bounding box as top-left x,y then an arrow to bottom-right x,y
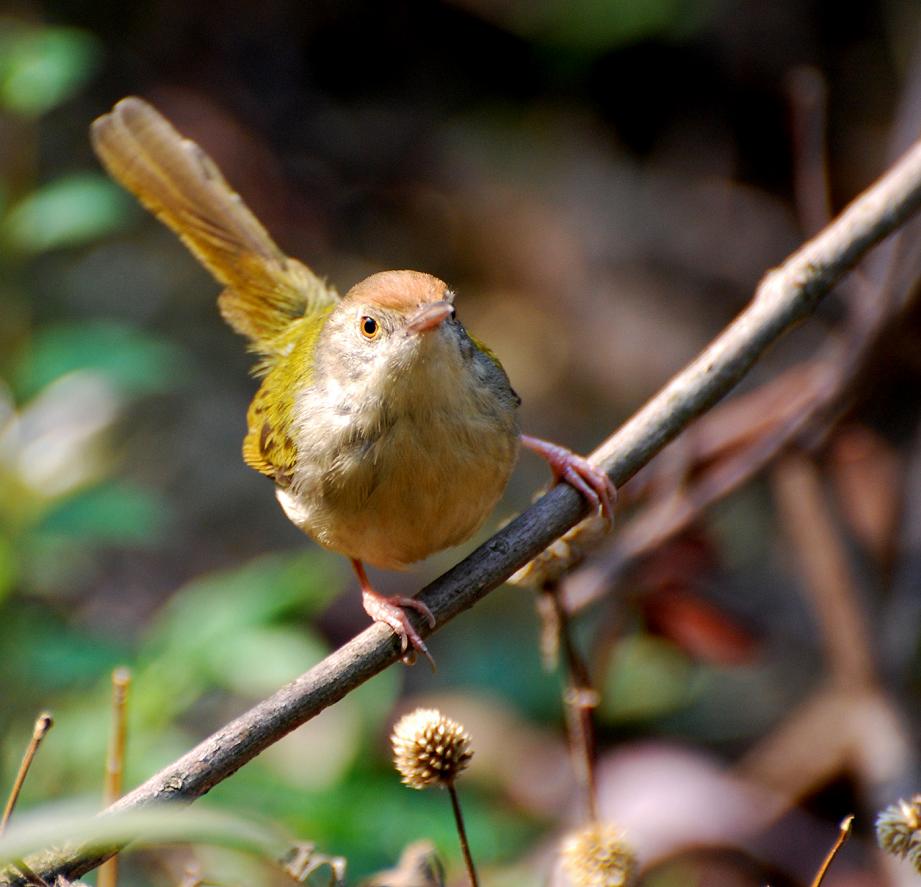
405,300 -> 454,334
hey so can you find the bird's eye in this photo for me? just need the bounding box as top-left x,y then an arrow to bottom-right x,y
449,305 -> 457,320
360,316 -> 379,339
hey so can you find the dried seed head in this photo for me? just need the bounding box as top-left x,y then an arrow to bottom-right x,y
391,708 -> 472,790
908,840 -> 921,876
560,821 -> 637,887
877,796 -> 921,866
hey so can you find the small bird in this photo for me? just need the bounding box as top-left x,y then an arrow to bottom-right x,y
90,97 -> 614,666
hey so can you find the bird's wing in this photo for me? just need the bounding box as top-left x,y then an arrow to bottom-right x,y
91,96 -> 338,367
241,311 -> 330,482
242,374 -> 299,483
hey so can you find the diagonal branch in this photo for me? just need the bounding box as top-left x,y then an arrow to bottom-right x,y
10,135 -> 921,886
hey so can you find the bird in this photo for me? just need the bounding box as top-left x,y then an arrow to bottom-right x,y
90,97 -> 614,667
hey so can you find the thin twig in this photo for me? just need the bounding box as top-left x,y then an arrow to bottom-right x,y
787,65 -> 832,236
772,455 -> 876,686
1,714 -> 53,836
810,815 -> 853,887
98,668 -> 131,887
447,785 -> 478,887
103,669 -> 131,807
543,584 -> 600,821
9,133 -> 921,887
10,861 -> 47,887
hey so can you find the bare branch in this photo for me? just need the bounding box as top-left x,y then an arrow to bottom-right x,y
10,135 -> 921,887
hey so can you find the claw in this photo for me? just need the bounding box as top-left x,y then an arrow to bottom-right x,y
353,560 -> 436,670
363,590 -> 437,670
520,434 -> 617,522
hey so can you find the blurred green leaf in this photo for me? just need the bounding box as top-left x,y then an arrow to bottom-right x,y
663,660 -> 800,743
599,634 -> 697,723
0,802 -> 292,868
132,551 -> 341,723
0,606 -> 129,693
3,173 -> 131,254
255,668 -> 399,793
37,481 -> 170,545
148,551 -> 341,647
13,321 -> 187,399
209,626 -> 328,697
0,534 -> 17,603
487,0 -> 711,55
435,592 -> 560,720
19,533 -> 101,595
212,764 -> 537,879
345,665 -> 400,738
0,24 -> 101,116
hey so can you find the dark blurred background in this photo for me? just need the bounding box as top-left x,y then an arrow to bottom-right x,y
2,0 -> 921,884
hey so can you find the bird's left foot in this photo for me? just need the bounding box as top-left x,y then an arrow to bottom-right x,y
353,559 -> 437,669
362,588 -> 437,669
520,434 -> 617,522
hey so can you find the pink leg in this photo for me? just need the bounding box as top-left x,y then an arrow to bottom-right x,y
520,434 -> 617,522
353,560 -> 437,669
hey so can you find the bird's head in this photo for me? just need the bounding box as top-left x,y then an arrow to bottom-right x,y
313,270 -> 474,408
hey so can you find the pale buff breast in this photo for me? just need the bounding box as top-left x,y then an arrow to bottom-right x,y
277,405 -> 519,569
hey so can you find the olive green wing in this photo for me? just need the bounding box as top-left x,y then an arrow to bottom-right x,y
243,376 -> 298,484
240,309 -> 331,482
91,97 -> 338,366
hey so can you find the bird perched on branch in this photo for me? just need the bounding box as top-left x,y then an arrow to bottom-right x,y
91,97 -> 614,666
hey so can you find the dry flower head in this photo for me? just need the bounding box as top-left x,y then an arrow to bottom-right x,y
877,795 -> 921,872
561,821 -> 636,887
391,708 -> 472,790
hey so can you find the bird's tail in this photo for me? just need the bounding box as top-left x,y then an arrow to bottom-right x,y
91,96 -> 337,357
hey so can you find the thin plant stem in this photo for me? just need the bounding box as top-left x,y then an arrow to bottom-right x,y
810,815 -> 853,887
544,583 -> 600,821
12,859 -> 50,887
1,714 -> 53,835
98,668 -> 131,887
787,65 -> 832,236
447,783 -> 478,887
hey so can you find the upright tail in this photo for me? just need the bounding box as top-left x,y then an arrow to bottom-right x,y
91,97 -> 337,359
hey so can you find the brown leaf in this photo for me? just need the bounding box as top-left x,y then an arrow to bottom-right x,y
643,587 -> 759,666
